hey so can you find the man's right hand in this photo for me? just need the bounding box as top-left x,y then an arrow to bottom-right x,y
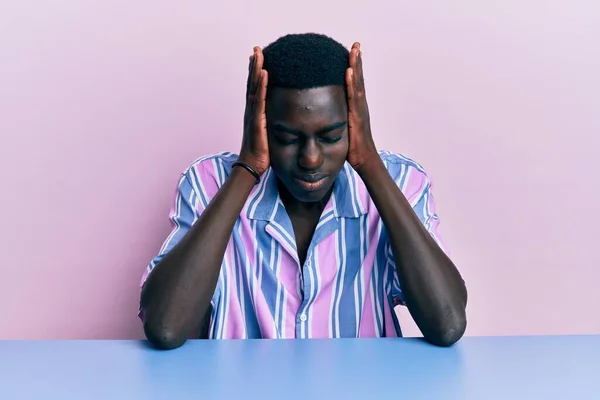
238,47 -> 269,176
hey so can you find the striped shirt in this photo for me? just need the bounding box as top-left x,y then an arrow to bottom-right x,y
140,151 -> 447,339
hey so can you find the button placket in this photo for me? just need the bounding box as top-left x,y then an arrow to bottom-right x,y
295,251 -> 314,338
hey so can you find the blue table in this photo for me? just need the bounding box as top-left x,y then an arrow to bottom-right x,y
1,336 -> 599,399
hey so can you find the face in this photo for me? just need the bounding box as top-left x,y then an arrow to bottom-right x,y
266,86 -> 349,203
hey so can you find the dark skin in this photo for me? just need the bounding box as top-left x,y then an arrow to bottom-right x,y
267,85 -> 349,264
141,44 -> 467,349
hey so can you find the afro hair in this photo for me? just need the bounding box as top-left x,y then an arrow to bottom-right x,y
261,33 -> 350,90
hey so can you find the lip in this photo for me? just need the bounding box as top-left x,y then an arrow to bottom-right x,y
293,174 -> 328,191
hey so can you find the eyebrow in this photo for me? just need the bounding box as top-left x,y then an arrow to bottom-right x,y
272,121 -> 347,136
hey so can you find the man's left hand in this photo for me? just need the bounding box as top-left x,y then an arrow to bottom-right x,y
346,42 -> 378,171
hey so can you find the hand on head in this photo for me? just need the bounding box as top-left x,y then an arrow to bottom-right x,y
237,39 -> 378,178
345,42 -> 378,171
238,47 -> 270,176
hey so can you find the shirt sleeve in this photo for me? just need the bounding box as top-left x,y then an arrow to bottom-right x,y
381,152 -> 449,254
138,157 -> 225,320
381,153 -> 449,309
408,175 -> 448,254
139,157 -> 223,289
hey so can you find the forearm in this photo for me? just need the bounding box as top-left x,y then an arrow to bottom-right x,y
356,156 -> 467,346
141,167 -> 256,349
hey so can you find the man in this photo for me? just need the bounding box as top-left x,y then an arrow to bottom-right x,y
139,33 -> 467,349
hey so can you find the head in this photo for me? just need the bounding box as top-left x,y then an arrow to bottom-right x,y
262,33 -> 350,203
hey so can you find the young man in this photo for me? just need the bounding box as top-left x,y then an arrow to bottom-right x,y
139,33 -> 467,349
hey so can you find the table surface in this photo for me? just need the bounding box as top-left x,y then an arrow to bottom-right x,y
1,335 -> 599,400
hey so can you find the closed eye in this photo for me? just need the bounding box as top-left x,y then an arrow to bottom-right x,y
273,131 -> 299,145
271,121 -> 347,146
319,135 -> 343,144
275,138 -> 299,145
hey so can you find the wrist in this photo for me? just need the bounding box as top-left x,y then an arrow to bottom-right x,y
229,165 -> 261,188
353,151 -> 382,177
236,153 -> 269,177
232,161 -> 261,184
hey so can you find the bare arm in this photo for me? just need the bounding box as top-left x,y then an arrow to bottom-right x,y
141,168 -> 256,349
140,48 -> 270,349
345,42 -> 466,346
357,158 -> 467,346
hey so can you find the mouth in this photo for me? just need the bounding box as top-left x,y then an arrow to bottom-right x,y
293,174 -> 329,192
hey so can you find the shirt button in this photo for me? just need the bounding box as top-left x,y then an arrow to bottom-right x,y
306,260 -> 312,267
299,313 -> 307,322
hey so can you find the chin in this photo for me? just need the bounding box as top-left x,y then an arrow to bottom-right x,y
290,183 -> 333,203
292,191 -> 326,203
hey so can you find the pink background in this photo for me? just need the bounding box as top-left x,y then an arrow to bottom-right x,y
1,1 -> 599,339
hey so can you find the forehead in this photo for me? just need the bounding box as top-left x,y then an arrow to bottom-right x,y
266,86 -> 347,122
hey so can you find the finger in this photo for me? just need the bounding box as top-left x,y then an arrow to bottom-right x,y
245,53 -> 257,120
351,43 -> 360,66
252,47 -> 264,89
247,53 -> 257,94
349,46 -> 357,69
247,54 -> 254,86
254,70 -> 268,118
349,49 -> 358,83
357,50 -> 364,83
354,47 -> 361,71
345,68 -> 355,102
248,54 -> 254,71
254,46 -> 263,64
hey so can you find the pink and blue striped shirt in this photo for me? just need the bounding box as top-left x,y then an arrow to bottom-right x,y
140,151 -> 447,339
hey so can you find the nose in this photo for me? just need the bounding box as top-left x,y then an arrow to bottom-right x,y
298,138 -> 323,171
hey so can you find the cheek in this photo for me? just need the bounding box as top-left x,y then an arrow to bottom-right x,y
326,135 -> 349,160
268,141 -> 295,171
341,134 -> 350,152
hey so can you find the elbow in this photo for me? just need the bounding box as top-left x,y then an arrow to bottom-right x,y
142,316 -> 187,350
425,310 -> 467,347
140,286 -> 187,350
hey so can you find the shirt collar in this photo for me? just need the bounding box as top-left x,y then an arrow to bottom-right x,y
245,163 -> 367,221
